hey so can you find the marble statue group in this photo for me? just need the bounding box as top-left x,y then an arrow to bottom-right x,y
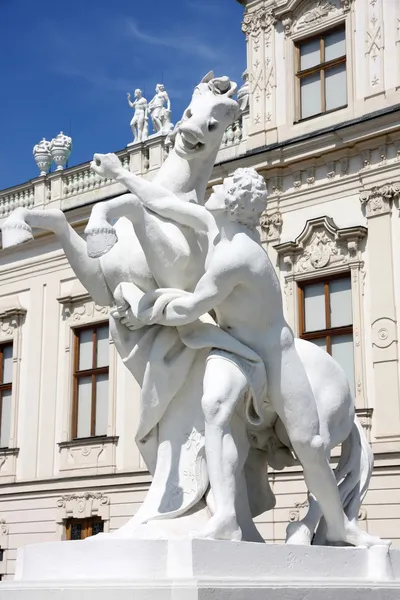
2,73 -> 389,549
127,83 -> 173,143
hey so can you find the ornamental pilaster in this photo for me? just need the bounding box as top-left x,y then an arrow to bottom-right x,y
360,181 -> 400,439
241,2 -> 277,148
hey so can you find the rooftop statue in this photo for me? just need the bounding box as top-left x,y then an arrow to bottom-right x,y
1,72 -> 388,548
127,88 -> 148,143
148,83 -> 173,135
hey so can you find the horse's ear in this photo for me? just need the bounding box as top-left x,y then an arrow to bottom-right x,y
201,70 -> 215,84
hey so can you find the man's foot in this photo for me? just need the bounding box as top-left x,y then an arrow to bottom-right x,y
192,514 -> 242,542
286,521 -> 313,545
327,522 -> 391,548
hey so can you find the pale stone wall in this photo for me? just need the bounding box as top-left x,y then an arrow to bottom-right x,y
0,0 -> 400,581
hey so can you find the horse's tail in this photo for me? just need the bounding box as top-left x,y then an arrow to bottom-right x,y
335,416 -> 373,522
314,415 -> 373,544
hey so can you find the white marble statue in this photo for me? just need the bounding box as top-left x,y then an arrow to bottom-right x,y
85,158 -> 386,548
1,73 -> 387,548
127,89 -> 148,143
148,83 -> 173,135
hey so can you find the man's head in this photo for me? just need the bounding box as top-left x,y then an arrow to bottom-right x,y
134,89 -> 142,98
205,168 -> 268,228
156,84 -> 165,93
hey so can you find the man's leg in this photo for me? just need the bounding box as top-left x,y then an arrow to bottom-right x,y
198,357 -> 249,541
269,339 -> 382,547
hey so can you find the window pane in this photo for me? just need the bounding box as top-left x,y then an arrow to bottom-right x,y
325,64 -> 347,111
0,389 -> 11,447
310,338 -> 327,352
325,28 -> 346,62
77,376 -> 92,438
92,521 -> 104,536
331,334 -> 355,398
304,283 -> 326,332
2,345 -> 13,384
300,38 -> 321,70
70,522 -> 83,540
330,278 -> 352,328
300,73 -> 321,119
95,374 -> 108,436
96,326 -> 109,368
78,329 -> 93,371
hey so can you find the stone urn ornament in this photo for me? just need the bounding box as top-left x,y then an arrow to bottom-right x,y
33,138 -> 52,176
50,132 -> 72,171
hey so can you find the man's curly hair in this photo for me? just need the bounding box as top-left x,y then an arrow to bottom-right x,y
224,168 -> 268,228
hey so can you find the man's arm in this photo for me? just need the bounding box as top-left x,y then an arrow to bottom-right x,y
91,153 -> 216,234
152,259 -> 236,326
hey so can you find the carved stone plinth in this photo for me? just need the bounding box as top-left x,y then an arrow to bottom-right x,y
2,539 -> 400,599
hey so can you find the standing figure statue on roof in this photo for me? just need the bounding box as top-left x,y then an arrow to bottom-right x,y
127,89 -> 149,143
148,83 -> 173,135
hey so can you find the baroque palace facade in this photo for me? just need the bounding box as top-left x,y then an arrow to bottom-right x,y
0,0 -> 399,579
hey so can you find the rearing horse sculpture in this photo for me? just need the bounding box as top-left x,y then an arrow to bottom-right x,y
1,73 -> 384,547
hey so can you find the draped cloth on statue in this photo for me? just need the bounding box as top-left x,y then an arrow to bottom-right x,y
109,285 -> 271,527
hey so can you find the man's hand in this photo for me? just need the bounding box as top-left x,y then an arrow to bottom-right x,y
91,153 -> 123,180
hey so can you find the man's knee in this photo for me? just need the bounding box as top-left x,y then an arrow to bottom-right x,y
291,434 -> 326,461
202,392 -> 231,427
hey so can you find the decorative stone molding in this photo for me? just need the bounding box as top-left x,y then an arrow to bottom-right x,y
364,0 -> 384,97
0,299 -> 25,481
360,182 -> 400,218
241,2 -> 277,142
275,216 -> 367,276
56,492 -> 110,537
0,517 -> 9,577
275,217 -> 367,409
58,436 -> 118,476
273,0 -> 352,38
242,5 -> 276,39
356,408 -> 373,441
57,292 -> 109,324
57,287 -> 117,475
260,211 -> 283,243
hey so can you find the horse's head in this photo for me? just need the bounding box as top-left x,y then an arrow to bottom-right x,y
174,72 -> 240,161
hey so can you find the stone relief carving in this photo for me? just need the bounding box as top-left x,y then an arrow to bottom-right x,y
276,217 -> 366,276
274,0 -> 351,37
260,211 -> 283,242
360,182 -> 400,217
242,6 -> 275,39
56,492 -> 110,523
58,292 -> 109,323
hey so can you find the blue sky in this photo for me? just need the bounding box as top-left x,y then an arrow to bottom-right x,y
0,0 -> 245,190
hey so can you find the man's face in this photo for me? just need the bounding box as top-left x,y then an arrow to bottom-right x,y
205,180 -> 231,213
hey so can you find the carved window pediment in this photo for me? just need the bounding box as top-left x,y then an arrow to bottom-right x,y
275,216 -> 367,275
57,291 -> 109,323
274,0 -> 352,37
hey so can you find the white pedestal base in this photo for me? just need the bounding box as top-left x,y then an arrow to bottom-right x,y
2,539 -> 400,599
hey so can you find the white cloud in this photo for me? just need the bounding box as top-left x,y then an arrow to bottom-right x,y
126,19 -> 216,61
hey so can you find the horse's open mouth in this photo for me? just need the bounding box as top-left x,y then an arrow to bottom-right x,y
175,132 -> 205,156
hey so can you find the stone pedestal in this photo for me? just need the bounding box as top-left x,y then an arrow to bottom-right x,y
2,539 -> 400,599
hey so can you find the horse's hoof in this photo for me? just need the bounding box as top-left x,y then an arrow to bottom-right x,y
85,227 -> 118,258
1,222 -> 33,248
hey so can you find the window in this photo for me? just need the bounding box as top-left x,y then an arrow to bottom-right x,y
295,26 -> 347,121
72,324 -> 109,439
0,344 -> 12,448
65,518 -> 104,540
298,276 -> 355,396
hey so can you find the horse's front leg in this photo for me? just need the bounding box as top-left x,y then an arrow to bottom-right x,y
2,207 -> 113,306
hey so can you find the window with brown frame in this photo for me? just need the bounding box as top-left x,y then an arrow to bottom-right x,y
298,275 -> 355,396
65,517 -> 104,540
295,26 -> 347,121
72,323 -> 109,440
0,343 -> 13,448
